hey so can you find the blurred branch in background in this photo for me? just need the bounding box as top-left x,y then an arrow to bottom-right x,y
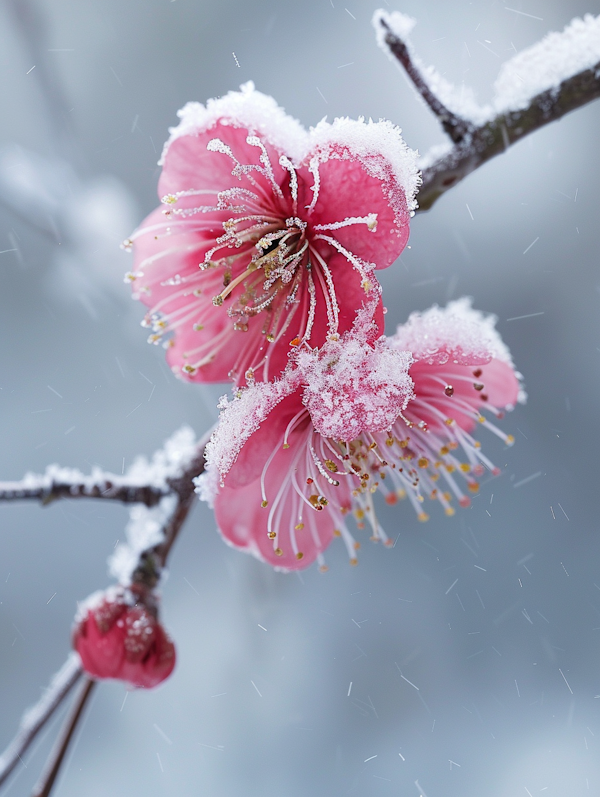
374,10 -> 600,210
30,679 -> 96,797
0,655 -> 81,790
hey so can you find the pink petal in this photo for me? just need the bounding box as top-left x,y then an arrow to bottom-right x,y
307,155 -> 410,269
214,396 -> 336,570
305,117 -> 419,269
409,358 -> 520,434
215,467 -> 335,572
159,122 -> 287,216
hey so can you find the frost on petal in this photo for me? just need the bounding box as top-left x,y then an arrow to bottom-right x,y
202,372 -> 301,489
390,298 -> 514,367
493,14 -> 600,114
130,83 -> 397,385
307,116 -> 420,267
73,587 -> 176,688
161,81 -> 308,167
299,337 -> 414,441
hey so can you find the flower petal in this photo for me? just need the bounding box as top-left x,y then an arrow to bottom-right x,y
214,409 -> 336,571
306,117 -> 419,268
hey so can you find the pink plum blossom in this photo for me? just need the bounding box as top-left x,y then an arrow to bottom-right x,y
125,82 -> 419,385
197,299 -> 524,571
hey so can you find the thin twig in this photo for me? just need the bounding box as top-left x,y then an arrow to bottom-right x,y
31,679 -> 95,797
0,475 -> 169,507
377,15 -> 473,143
0,654 -> 82,788
417,63 -> 600,210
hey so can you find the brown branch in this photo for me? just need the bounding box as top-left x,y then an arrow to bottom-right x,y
0,654 -> 82,789
374,12 -> 600,212
417,63 -> 600,210
31,679 -> 95,797
376,15 -> 473,144
0,475 -> 169,507
130,447 -> 207,589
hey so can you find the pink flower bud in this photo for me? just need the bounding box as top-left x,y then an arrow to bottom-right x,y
73,589 -> 175,688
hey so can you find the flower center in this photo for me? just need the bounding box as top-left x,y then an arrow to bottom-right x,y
207,214 -> 311,340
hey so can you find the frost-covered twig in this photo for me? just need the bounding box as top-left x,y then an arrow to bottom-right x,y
418,61 -> 600,210
0,470 -> 168,507
31,678 -> 95,797
0,427 -> 204,509
374,10 -> 600,210
0,654 -> 82,788
375,12 -> 473,144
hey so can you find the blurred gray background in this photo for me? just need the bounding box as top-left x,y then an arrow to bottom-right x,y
1,0 -> 600,794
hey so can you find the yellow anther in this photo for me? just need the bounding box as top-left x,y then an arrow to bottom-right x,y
261,500 -> 268,508
417,512 -> 430,522
275,547 -> 283,556
294,523 -> 304,530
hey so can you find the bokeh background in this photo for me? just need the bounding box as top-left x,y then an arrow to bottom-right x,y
1,0 -> 600,794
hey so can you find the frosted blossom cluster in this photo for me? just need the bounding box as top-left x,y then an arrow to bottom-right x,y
198,301 -> 522,571
123,80 -> 525,573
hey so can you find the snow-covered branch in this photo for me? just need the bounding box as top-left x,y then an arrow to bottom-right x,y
31,678 -> 95,797
0,654 -> 81,788
0,469 -> 168,507
374,11 -> 600,210
0,426 -> 205,509
0,427 -> 206,794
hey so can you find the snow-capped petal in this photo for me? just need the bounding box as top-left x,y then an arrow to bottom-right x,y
307,116 -> 419,267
